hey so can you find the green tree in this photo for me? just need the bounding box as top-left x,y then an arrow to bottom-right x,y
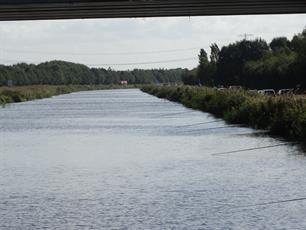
210,43 -> 220,64
197,49 -> 212,85
270,37 -> 290,51
217,39 -> 269,86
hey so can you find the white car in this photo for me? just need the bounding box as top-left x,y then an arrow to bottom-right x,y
277,89 -> 293,95
258,89 -> 276,96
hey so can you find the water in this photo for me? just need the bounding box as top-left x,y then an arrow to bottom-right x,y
0,89 -> 305,229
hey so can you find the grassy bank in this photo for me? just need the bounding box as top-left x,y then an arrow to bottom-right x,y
0,84 -> 137,105
141,85 -> 306,142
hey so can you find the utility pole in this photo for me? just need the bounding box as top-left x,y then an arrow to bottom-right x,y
239,33 -> 254,40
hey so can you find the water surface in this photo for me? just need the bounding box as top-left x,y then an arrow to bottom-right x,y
1,89 -> 306,229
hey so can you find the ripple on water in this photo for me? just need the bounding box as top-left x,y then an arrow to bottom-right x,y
0,89 -> 305,229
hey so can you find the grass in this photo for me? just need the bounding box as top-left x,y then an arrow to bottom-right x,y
141,85 -> 306,143
0,84 -> 137,105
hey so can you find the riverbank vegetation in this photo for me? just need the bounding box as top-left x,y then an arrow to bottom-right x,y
183,28 -> 306,92
141,85 -> 306,142
0,85 -> 134,105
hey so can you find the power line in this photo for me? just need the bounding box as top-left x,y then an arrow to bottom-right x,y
88,57 -> 197,66
211,143 -> 292,156
0,58 -> 30,64
234,197 -> 306,209
0,57 -> 197,66
0,47 -> 202,56
176,120 -> 223,128
239,33 -> 254,40
154,110 -> 198,118
213,196 -> 306,215
180,125 -> 237,133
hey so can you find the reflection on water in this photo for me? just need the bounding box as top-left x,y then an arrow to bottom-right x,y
0,89 -> 306,229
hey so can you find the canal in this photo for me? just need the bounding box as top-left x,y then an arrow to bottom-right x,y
0,89 -> 305,229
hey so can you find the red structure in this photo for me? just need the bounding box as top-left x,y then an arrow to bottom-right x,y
120,81 -> 128,85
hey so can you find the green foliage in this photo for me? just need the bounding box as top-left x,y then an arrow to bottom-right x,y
197,48 -> 215,86
210,43 -> 220,64
244,49 -> 298,89
270,37 -> 290,51
141,85 -> 306,142
185,27 -> 306,91
182,68 -> 198,85
216,39 -> 269,86
0,61 -> 184,86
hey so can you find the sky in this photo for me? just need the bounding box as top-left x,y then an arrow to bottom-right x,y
0,14 -> 305,70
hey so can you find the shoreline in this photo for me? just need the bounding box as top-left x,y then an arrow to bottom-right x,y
0,85 -> 138,105
141,85 -> 306,144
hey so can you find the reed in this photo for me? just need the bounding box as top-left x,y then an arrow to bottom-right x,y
141,85 -> 306,142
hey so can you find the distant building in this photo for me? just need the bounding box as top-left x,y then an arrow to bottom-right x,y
7,80 -> 13,87
120,80 -> 128,85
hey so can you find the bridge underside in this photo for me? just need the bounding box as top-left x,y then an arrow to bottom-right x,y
0,0 -> 305,21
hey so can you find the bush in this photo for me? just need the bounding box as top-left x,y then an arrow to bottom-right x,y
141,85 -> 306,142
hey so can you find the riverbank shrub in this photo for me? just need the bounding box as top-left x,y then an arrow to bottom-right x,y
141,85 -> 306,142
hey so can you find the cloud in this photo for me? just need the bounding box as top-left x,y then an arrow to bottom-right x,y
0,14 -> 305,70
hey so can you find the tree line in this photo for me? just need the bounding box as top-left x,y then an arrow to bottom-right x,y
2,28 -> 305,89
0,61 -> 185,86
183,28 -> 306,91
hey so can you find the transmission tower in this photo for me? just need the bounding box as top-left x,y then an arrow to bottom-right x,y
239,33 -> 254,40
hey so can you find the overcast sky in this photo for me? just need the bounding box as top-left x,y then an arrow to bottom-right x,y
0,14 -> 305,70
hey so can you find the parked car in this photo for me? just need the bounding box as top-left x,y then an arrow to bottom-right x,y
248,90 -> 258,94
277,89 -> 293,95
258,89 -> 276,96
229,85 -> 243,90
